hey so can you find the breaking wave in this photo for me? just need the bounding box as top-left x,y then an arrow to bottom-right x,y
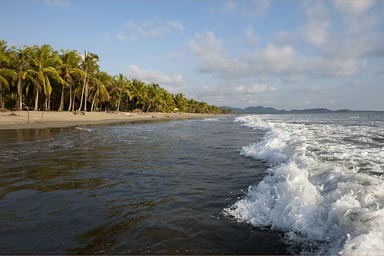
224,115 -> 384,255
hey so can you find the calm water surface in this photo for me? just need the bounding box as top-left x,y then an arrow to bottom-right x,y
0,117 -> 288,254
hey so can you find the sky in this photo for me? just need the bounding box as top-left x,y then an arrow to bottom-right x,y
1,0 -> 384,110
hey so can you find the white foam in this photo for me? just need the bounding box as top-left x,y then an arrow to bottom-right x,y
75,126 -> 94,132
202,118 -> 221,122
225,115 -> 384,255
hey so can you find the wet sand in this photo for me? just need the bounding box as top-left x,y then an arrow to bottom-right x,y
0,111 -> 220,130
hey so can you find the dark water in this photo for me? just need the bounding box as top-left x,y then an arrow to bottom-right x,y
0,117 -> 288,254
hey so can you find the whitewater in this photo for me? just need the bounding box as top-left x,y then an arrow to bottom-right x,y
224,113 -> 384,255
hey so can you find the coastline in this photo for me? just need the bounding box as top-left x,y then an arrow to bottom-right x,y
0,111 -> 222,130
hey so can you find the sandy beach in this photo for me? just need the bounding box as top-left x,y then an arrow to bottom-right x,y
0,111 -> 220,130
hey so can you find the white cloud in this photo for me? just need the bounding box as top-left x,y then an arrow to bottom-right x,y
317,59 -> 359,77
300,2 -> 331,47
189,31 -> 362,80
332,0 -> 377,37
244,24 -> 258,45
193,80 -> 280,108
258,44 -> 298,73
116,18 -> 184,41
128,65 -> 185,92
224,0 -> 271,18
189,1 -> 384,110
189,31 -> 224,58
333,0 -> 375,15
298,0 -> 382,59
188,31 -> 245,74
225,0 -> 238,12
235,83 -> 277,94
189,33 -> 298,77
115,31 -> 127,42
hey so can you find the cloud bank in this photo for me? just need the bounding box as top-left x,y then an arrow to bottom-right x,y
116,18 -> 184,42
128,65 -> 185,93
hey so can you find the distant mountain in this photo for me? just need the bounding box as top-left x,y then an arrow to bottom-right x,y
223,106 -> 355,114
242,106 -> 286,114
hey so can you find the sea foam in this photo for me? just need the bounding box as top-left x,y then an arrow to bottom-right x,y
224,115 -> 384,255
75,126 -> 94,132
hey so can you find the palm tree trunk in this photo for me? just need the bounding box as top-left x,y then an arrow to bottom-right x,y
91,92 -> 96,112
34,88 -> 39,111
72,92 -> 76,111
44,97 -> 48,111
78,75 -> 86,111
17,76 -> 23,111
58,83 -> 65,111
147,103 -> 151,113
48,94 -> 51,111
68,84 -> 72,111
84,79 -> 89,112
0,84 -> 4,109
117,98 -> 121,112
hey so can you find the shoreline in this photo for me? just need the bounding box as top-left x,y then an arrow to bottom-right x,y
0,111 -> 222,130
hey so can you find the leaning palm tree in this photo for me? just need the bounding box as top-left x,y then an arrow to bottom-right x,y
0,40 -> 17,109
78,51 -> 99,112
57,49 -> 84,111
27,45 -> 65,111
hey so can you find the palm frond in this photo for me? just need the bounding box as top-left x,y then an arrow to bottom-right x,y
0,76 -> 9,87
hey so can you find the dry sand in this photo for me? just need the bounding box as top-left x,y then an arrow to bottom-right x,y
0,111 -> 220,130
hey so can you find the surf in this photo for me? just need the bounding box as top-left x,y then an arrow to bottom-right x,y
224,114 -> 384,255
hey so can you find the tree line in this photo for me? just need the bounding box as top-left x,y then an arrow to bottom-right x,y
0,39 -> 230,114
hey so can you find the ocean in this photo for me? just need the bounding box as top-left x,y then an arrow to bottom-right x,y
0,113 -> 383,254
225,113 -> 384,255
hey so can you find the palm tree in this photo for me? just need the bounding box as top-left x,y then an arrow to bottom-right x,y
110,73 -> 128,111
129,79 -> 146,111
57,49 -> 84,111
160,88 -> 176,112
90,71 -> 110,111
0,40 -> 17,109
27,45 -> 65,111
174,93 -> 189,112
9,46 -> 35,110
0,40 -> 225,114
143,83 -> 160,112
149,84 -> 174,112
78,51 -> 99,112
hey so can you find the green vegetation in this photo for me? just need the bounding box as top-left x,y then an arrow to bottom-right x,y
0,39 -> 229,114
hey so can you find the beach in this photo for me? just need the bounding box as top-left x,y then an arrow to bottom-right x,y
0,111 -> 219,130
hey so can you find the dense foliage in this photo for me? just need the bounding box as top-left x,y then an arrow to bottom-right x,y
0,39 -> 229,114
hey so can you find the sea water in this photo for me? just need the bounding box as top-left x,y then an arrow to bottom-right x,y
224,113 -> 384,255
1,113 -> 383,254
0,117 -> 288,254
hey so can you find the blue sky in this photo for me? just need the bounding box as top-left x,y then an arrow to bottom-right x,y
1,0 -> 384,110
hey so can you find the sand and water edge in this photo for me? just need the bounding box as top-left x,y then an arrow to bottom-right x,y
0,111 -> 222,130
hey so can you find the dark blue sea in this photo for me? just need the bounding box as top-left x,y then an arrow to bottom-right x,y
0,113 -> 383,255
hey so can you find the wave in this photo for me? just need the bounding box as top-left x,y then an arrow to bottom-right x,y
75,126 -> 94,132
201,117 -> 224,122
224,115 -> 384,255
